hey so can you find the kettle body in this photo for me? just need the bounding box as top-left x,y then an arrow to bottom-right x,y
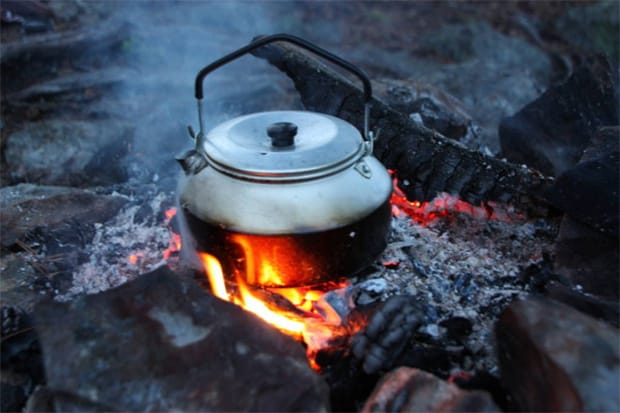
178,34 -> 393,287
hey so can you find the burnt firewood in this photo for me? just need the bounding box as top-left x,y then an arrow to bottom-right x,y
351,295 -> 425,375
546,126 -> 620,300
439,316 -> 473,341
23,387 -> 117,413
251,37 -> 554,216
1,306 -> 41,371
1,0 -> 54,29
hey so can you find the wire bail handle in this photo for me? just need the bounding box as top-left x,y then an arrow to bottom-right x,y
193,33 -> 374,151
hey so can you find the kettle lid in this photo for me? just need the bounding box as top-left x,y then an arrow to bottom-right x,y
201,111 -> 365,181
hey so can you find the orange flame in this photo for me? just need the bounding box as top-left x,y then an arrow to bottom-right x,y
238,280 -> 306,335
201,250 -> 307,335
200,240 -> 351,368
199,253 -> 229,301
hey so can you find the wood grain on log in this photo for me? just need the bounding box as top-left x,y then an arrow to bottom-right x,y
251,39 -> 554,216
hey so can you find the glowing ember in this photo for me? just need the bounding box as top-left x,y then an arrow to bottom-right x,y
382,260 -> 400,268
163,232 -> 182,260
162,208 -> 182,260
388,170 -> 523,224
128,253 -> 144,264
127,206 -> 182,265
164,207 -> 177,221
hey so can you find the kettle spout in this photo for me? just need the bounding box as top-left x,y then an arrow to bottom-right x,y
176,149 -> 208,175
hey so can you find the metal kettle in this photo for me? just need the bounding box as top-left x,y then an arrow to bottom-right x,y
177,34 -> 393,287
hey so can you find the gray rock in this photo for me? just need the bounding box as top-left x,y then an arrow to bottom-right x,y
548,126 -> 619,300
4,119 -> 133,187
495,297 -> 620,412
362,367 -> 499,412
351,21 -> 551,153
418,21 -> 551,153
546,126 -> 619,237
34,266 -> 329,412
553,216 -> 619,301
0,184 -> 128,248
499,54 -> 618,176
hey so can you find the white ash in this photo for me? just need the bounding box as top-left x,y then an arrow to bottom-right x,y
351,207 -> 558,374
56,192 -> 177,301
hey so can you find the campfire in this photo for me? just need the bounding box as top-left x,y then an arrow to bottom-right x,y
182,171 -> 525,372
2,2 -> 618,412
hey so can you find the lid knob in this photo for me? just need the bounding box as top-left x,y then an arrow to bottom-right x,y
267,122 -> 297,148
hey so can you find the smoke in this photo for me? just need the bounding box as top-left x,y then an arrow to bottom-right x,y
58,2 -> 353,296
106,1 -> 317,188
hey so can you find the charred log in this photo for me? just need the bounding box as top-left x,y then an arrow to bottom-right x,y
351,295 -> 425,375
0,185 -> 128,249
251,38 -> 554,216
553,216 -> 619,301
